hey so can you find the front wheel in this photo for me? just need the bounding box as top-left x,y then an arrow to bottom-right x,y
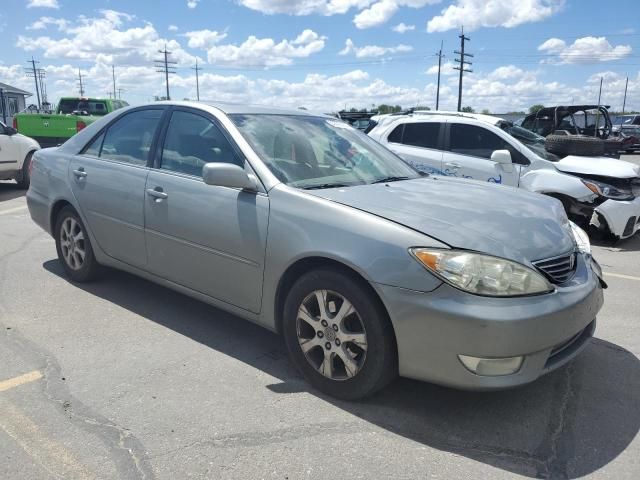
283,268 -> 397,400
54,206 -> 100,282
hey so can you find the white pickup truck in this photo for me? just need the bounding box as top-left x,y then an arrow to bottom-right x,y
0,121 -> 40,188
368,111 -> 640,240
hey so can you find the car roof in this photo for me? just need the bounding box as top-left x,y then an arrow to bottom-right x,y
374,110 -> 503,130
152,100 -> 328,117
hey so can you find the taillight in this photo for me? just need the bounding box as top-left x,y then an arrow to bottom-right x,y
13,117 -> 18,129
76,120 -> 87,132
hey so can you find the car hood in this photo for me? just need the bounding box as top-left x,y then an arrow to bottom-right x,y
555,155 -> 640,178
305,177 -> 575,264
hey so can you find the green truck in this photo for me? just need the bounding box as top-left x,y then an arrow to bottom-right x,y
13,97 -> 128,148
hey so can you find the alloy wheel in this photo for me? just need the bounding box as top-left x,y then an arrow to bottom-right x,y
60,217 -> 86,271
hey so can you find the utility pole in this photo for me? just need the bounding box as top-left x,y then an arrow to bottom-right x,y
25,57 -> 42,109
435,40 -> 444,110
595,76 -> 603,137
117,88 -> 126,100
155,44 -> 177,100
192,59 -> 202,101
453,27 -> 473,112
112,64 -> 117,100
621,76 -> 629,118
37,68 -> 47,105
77,68 -> 85,96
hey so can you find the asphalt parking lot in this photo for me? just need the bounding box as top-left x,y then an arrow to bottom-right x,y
1,156 -> 639,480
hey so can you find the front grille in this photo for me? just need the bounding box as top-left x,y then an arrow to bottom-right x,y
532,252 -> 577,284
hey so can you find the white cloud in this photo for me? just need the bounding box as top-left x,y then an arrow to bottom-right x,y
339,38 -> 412,58
425,60 -> 456,75
16,10 -> 197,67
26,0 -> 60,9
392,22 -> 415,33
26,16 -> 68,31
184,29 -> 227,48
168,25 -> 179,32
187,0 -> 199,8
205,30 -> 326,67
427,0 -> 563,33
354,1 -> 439,29
538,36 -> 632,64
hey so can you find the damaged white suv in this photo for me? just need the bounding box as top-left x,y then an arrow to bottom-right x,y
368,112 -> 640,240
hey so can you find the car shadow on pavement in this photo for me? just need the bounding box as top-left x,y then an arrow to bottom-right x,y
591,234 -> 640,253
0,182 -> 26,203
44,260 -> 640,480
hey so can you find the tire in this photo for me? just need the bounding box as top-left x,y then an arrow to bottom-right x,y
54,206 -> 100,282
282,267 -> 397,400
544,135 -> 605,157
16,152 -> 33,189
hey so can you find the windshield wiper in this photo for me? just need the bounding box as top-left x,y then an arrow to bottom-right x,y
371,176 -> 411,184
301,183 -> 352,190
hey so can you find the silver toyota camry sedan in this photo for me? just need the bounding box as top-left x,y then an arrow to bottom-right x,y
27,102 -> 605,399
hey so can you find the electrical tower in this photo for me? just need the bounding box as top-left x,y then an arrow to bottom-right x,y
453,27 -> 473,112
155,45 -> 177,100
77,68 -> 85,96
192,59 -> 202,101
434,41 -> 445,110
25,57 -> 42,109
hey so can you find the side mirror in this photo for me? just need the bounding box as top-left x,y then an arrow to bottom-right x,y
3,126 -> 17,136
491,149 -> 514,173
202,163 -> 258,192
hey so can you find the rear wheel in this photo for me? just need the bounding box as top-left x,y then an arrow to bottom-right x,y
16,152 -> 33,189
54,206 -> 100,282
283,268 -> 397,400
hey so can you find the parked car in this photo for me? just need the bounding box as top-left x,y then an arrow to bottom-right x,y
14,97 -> 128,148
0,120 -> 40,188
520,105 -> 629,158
368,111 -> 640,240
612,114 -> 640,132
617,126 -> 640,152
27,101 -> 604,399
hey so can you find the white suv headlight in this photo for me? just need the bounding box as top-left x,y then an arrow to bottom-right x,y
411,248 -> 553,297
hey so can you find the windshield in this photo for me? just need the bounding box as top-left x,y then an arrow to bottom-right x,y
230,114 -> 420,189
499,122 -> 561,162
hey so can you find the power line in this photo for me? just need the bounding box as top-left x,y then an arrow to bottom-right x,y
155,44 -> 177,100
453,27 -> 473,112
434,41 -> 445,110
25,57 -> 42,109
192,59 -> 202,101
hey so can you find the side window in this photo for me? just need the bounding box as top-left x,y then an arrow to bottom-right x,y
402,122 -> 441,149
387,125 -> 403,143
449,124 -> 506,159
100,109 -> 163,166
160,110 -> 242,177
83,132 -> 105,157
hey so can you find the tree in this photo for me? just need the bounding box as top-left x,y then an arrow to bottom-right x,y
461,106 -> 475,113
414,105 -> 431,111
529,104 -> 545,114
481,108 -> 491,114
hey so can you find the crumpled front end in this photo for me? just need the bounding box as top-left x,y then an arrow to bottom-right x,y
592,196 -> 640,239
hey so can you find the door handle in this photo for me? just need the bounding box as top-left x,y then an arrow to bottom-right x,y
445,162 -> 461,169
72,168 -> 87,178
146,188 -> 168,200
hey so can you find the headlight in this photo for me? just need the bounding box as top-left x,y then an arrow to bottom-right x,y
582,179 -> 634,201
411,248 -> 553,297
569,221 -> 591,255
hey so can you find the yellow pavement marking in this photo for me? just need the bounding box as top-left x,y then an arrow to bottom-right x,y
604,272 -> 640,282
0,370 -> 43,393
0,205 -> 28,215
0,398 -> 95,480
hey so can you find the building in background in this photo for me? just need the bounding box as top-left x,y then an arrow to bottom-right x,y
0,82 -> 32,125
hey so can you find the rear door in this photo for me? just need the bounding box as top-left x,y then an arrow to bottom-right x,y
144,108 -> 269,313
69,107 -> 165,268
384,121 -> 444,174
443,122 -> 526,186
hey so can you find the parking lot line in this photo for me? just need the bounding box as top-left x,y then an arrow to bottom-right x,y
0,205 -> 28,215
0,370 -> 43,393
0,399 -> 95,480
604,272 -> 640,282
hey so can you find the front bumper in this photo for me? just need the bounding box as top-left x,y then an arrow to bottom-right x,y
593,196 -> 640,239
376,252 -> 604,390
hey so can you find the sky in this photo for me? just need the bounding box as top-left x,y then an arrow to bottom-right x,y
1,0 -> 639,113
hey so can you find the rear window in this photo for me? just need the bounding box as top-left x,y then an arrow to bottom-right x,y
58,99 -> 109,116
402,122 -> 440,149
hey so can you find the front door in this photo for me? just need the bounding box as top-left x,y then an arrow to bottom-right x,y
144,108 -> 269,313
68,108 -> 165,268
0,124 -> 20,172
444,122 -> 522,186
385,121 -> 444,175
